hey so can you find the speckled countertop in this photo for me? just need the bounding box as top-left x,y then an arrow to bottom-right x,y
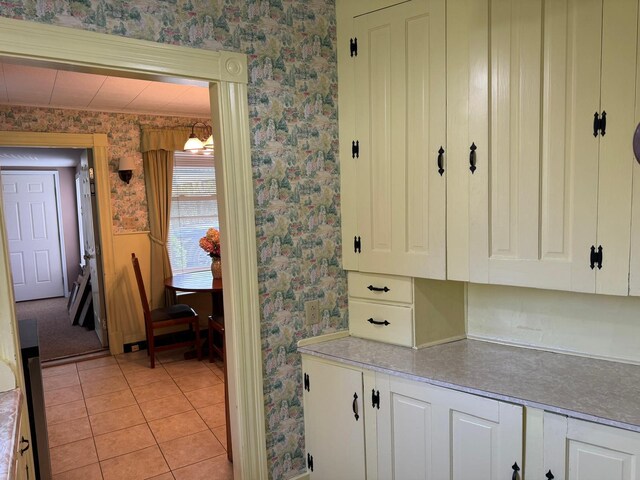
299,337 -> 640,433
0,389 -> 21,480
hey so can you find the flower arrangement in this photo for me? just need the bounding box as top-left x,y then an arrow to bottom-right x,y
199,227 -> 221,258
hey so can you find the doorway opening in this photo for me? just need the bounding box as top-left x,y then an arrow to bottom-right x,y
0,17 -> 268,478
0,147 -> 109,360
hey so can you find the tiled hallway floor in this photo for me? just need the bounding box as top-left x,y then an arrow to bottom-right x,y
42,348 -> 233,480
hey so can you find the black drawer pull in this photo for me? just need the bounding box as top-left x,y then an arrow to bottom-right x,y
352,393 -> 359,421
367,318 -> 390,326
469,142 -> 477,173
512,462 -> 520,480
437,146 -> 445,176
367,285 -> 390,292
19,436 -> 30,455
546,470 -> 554,480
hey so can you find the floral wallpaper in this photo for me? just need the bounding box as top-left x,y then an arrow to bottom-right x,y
0,1 -> 347,478
0,105 -> 209,233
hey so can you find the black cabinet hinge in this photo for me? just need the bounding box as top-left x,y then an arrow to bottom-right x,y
304,372 -> 310,391
354,236 -> 361,253
350,37 -> 358,57
590,245 -> 603,270
307,453 -> 314,472
372,389 -> 380,409
593,111 -> 607,137
352,140 -> 359,158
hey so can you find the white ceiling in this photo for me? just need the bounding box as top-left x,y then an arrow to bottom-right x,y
0,62 -> 211,118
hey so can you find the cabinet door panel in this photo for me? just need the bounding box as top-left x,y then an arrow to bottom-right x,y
355,0 -> 446,279
569,443 -> 630,480
377,376 -> 436,480
391,394 -> 433,480
543,412 -> 568,480
567,419 -> 640,480
631,0 -> 640,296
451,412 -> 496,480
378,376 -> 522,480
595,0 -> 638,295
471,0 -> 602,293
302,357 -> 365,480
446,0 -> 489,282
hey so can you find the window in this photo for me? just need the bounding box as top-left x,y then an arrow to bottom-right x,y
168,152 -> 218,274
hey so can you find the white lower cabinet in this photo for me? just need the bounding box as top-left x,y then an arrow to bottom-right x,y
527,410 -> 640,480
302,355 -> 523,480
301,355 -> 366,480
376,375 -> 522,480
303,354 -> 640,480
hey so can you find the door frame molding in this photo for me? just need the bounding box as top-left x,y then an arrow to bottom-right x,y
0,169 -> 69,298
0,17 -> 267,479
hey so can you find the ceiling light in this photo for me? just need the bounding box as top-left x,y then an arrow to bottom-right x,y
184,122 -> 213,155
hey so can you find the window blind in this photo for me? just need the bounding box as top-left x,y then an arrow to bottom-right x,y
168,153 -> 218,274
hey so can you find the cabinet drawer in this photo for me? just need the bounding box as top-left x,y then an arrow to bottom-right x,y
348,272 -> 413,303
349,300 -> 413,347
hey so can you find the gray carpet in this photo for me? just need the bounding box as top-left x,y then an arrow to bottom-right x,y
15,297 -> 104,361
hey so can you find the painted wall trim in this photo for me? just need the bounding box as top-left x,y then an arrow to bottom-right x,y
0,133 -> 115,339
0,24 -> 267,480
0,17 -> 247,85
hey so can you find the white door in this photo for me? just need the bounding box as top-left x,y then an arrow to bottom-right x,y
302,355 -> 366,480
79,151 -> 107,346
353,0 -> 447,279
1,171 -> 65,301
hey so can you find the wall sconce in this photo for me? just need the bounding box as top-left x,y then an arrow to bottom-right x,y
184,122 -> 214,155
118,156 -> 135,184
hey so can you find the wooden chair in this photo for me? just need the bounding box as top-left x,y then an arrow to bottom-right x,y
208,314 -> 225,364
131,253 -> 201,368
208,314 -> 232,461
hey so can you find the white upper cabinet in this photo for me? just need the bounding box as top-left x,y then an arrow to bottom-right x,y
449,0 -> 638,294
595,0 -> 638,296
628,3 -> 640,297
338,0 -> 446,279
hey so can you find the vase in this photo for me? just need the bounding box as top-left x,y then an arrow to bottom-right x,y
211,257 -> 222,279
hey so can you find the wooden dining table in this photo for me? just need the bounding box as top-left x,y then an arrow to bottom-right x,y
164,271 -> 232,462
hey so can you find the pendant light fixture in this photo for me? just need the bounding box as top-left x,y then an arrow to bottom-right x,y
184,122 -> 213,154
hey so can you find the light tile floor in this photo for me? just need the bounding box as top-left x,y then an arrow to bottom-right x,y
42,348 -> 233,480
